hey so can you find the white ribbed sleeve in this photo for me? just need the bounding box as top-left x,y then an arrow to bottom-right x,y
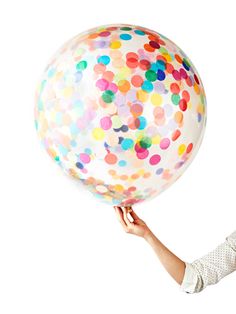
180,230 -> 236,293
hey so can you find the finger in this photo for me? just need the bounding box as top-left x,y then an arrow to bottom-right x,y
121,207 -> 133,226
129,209 -> 140,221
115,206 -> 128,228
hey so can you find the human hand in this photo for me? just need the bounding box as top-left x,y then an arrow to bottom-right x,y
114,206 -> 152,239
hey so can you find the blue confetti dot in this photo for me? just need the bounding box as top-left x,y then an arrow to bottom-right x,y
156,168 -> 164,175
120,34 -> 132,40
157,69 -> 166,81
197,113 -> 202,122
121,125 -> 129,132
76,162 -> 84,169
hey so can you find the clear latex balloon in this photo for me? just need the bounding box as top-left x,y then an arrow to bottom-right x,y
35,24 -> 207,206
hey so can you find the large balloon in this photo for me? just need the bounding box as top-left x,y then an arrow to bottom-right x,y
35,24 -> 206,206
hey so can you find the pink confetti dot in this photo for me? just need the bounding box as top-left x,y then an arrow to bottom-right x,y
160,138 -> 170,150
149,154 -> 161,165
136,149 -> 149,159
96,79 -> 109,91
100,116 -> 112,130
172,70 -> 181,81
79,153 -> 91,163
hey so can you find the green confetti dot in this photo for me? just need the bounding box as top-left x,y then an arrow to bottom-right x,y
54,156 -> 60,162
102,90 -> 115,103
139,137 -> 152,149
183,58 -> 191,68
76,60 -> 87,71
171,94 -> 180,105
120,26 -> 132,31
145,70 -> 157,82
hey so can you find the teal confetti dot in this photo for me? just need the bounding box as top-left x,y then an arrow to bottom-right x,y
121,138 -> 134,150
102,90 -> 115,103
171,94 -> 180,105
141,80 -> 153,93
76,60 -> 87,71
134,29 -> 145,36
97,55 -> 110,65
118,160 -> 127,167
85,148 -> 92,155
138,116 -> 147,130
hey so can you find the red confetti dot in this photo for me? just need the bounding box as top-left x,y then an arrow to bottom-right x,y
194,74 -> 200,85
166,63 -> 174,74
131,75 -> 143,87
179,99 -> 187,111
186,143 -> 193,153
170,83 -> 180,94
139,59 -> 151,70
126,58 -> 139,68
126,52 -> 139,60
186,76 -> 193,87
149,41 -> 160,49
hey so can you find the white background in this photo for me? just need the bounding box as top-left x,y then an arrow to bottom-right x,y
0,0 -> 235,313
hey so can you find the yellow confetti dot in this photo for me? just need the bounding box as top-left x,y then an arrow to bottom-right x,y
151,93 -> 163,106
63,87 -> 73,98
114,184 -> 124,193
138,169 -> 145,176
197,103 -> 204,114
136,89 -> 149,102
152,134 -> 161,144
92,127 -> 105,140
110,41 -> 121,49
178,144 -> 186,156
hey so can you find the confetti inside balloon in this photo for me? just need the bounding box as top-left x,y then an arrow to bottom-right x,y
34,24 -> 207,206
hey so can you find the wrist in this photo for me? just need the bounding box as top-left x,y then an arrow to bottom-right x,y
143,228 -> 154,242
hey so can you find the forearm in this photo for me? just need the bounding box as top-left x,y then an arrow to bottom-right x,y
144,230 -> 186,285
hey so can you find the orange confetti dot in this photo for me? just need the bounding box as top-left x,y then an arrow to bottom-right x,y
172,129 -> 181,141
144,43 -> 155,52
105,153 -> 117,165
131,173 -> 140,180
175,54 -> 182,64
120,175 -> 128,181
174,111 -> 183,124
118,80 -> 131,93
